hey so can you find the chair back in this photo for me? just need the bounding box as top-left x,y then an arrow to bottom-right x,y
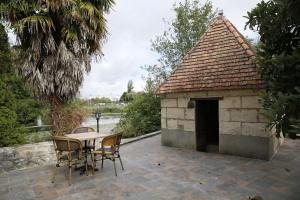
101,134 -> 118,153
72,127 -> 95,134
116,133 -> 122,152
52,136 -> 83,160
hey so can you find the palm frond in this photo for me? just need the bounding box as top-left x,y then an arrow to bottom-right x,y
47,0 -> 77,10
88,0 -> 115,12
14,15 -> 54,35
62,27 -> 79,42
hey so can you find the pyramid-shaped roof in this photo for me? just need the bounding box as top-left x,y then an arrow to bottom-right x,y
157,15 -> 264,94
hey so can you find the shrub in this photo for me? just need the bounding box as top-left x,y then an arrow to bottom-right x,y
99,106 -> 123,114
0,80 -> 27,146
60,102 -> 89,134
115,93 -> 160,138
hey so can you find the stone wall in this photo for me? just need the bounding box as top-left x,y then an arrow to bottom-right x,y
161,93 -> 196,149
160,89 -> 280,160
0,142 -> 56,173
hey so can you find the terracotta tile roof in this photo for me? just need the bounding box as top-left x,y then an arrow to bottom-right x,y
157,15 -> 264,94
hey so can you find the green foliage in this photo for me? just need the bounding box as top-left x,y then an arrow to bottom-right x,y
90,97 -> 112,104
120,80 -> 137,102
245,0 -> 300,56
143,0 -> 217,86
0,25 -> 12,74
246,0 -> 300,137
0,80 -> 27,146
0,23 -> 43,146
127,80 -> 134,93
115,93 -> 160,138
119,92 -> 137,103
84,105 -> 123,115
99,106 -> 123,114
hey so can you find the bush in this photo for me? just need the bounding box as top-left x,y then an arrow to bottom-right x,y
115,93 -> 160,138
0,80 -> 27,146
99,106 -> 123,114
60,102 -> 89,134
42,100 -> 89,135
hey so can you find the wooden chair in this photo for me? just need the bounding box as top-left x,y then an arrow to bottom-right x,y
51,136 -> 86,186
93,134 -> 124,176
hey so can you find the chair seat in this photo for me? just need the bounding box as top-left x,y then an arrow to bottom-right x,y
93,147 -> 114,155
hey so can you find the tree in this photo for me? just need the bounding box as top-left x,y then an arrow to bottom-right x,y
127,80 -> 134,93
90,97 -> 111,104
0,79 -> 24,146
245,0 -> 300,137
143,0 -> 217,86
120,80 -> 136,102
0,0 -> 114,135
0,24 -> 28,146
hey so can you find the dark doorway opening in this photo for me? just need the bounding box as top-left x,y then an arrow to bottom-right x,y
195,100 -> 219,152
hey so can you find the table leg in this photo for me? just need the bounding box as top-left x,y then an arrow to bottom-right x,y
79,140 -> 95,175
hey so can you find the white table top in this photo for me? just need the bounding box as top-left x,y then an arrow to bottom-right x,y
66,132 -> 107,141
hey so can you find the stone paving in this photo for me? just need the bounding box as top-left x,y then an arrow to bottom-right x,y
0,135 -> 300,200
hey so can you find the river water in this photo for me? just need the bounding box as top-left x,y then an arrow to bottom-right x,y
81,116 -> 120,134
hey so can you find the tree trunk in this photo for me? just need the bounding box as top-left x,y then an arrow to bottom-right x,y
50,95 -> 62,136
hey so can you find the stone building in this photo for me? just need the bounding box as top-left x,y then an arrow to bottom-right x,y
157,14 -> 281,160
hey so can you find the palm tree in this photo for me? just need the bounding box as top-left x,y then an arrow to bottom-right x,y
0,0 -> 114,135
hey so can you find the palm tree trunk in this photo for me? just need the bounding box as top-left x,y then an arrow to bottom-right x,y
50,95 -> 62,136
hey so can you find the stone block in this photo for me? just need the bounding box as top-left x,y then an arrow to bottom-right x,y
184,108 -> 195,120
207,90 -> 230,97
177,120 -> 185,130
241,109 -> 258,122
242,122 -> 268,137
219,109 -> 230,122
230,109 -> 241,122
229,89 -> 259,97
161,129 -> 196,149
159,94 -> 167,98
219,97 -> 241,108
161,98 -> 177,107
187,91 -> 208,98
166,93 -> 186,98
167,108 -> 184,119
167,119 -> 178,129
161,118 -> 167,129
184,120 -> 195,132
219,122 -> 241,135
160,99 -> 165,107
241,96 -> 262,108
161,108 -> 167,118
178,97 -> 189,108
219,134 -> 274,160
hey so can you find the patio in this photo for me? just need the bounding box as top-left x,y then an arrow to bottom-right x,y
0,135 -> 299,200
